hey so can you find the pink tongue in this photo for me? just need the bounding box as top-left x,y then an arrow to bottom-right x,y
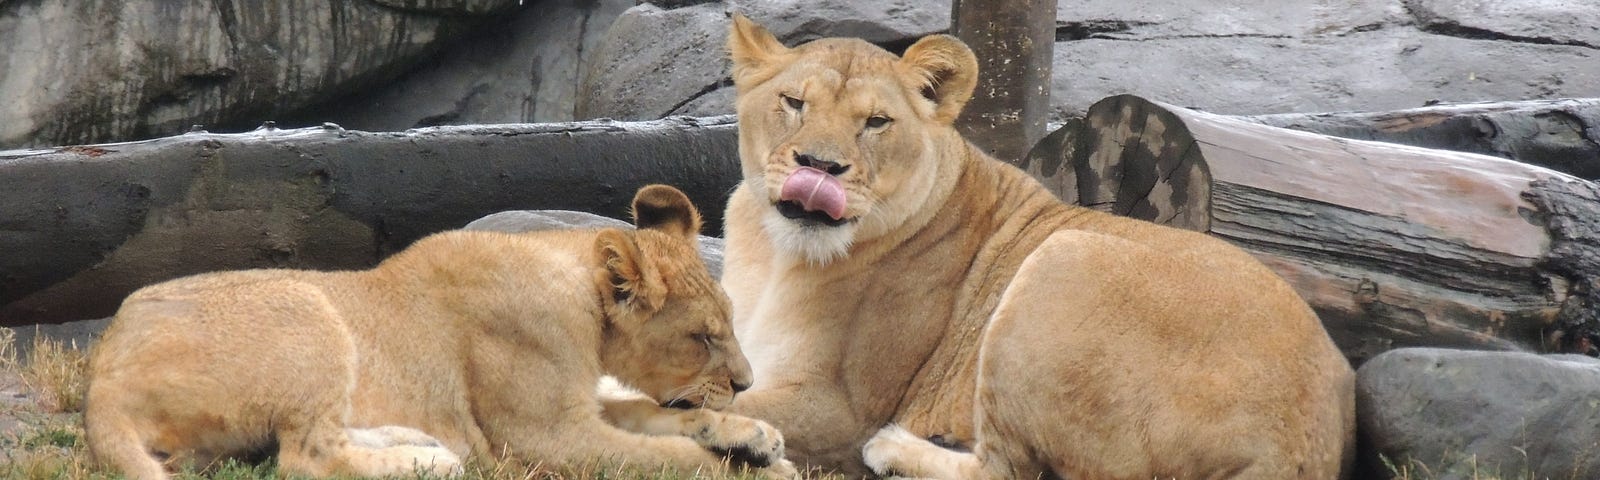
779,167 -> 848,220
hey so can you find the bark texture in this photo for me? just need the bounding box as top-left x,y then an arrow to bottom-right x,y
1247,99 -> 1600,180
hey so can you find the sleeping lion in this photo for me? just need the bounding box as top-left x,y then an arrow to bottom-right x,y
84,185 -> 797,479
718,14 -> 1356,479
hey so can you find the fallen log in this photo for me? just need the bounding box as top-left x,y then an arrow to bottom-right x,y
1026,95 -> 1600,363
0,117 -> 740,326
1245,99 -> 1600,180
8,97 -> 1597,366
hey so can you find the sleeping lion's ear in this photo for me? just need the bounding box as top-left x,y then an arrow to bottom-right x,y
898,34 -> 979,124
631,184 -> 703,243
594,229 -> 666,314
728,13 -> 788,88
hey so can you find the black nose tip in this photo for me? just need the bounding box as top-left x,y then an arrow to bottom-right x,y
732,380 -> 752,393
795,153 -> 849,175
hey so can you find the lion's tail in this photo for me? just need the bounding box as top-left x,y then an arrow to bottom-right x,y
84,400 -> 167,480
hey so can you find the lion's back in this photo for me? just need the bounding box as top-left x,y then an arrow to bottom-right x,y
92,268 -> 358,389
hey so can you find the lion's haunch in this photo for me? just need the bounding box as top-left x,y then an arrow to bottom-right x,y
780,167 -> 847,220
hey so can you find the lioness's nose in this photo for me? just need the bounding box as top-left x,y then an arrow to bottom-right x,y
732,379 -> 752,393
795,153 -> 849,175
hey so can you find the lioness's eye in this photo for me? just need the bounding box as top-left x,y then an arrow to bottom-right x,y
691,333 -> 712,346
865,115 -> 892,129
782,94 -> 804,111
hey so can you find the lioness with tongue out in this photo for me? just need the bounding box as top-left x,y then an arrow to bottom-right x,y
718,14 -> 1355,480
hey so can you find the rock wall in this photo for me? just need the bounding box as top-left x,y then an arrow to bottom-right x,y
582,0 -> 1600,122
5,0 -> 1597,149
0,0 -> 520,148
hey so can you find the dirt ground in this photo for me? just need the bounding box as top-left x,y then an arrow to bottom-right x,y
0,369 -> 32,438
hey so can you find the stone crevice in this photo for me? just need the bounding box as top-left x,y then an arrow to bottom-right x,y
1415,21 -> 1599,50
1072,33 -> 1296,42
662,77 -> 733,119
1054,20 -> 1157,41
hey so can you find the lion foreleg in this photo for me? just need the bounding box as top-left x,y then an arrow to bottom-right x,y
599,393 -> 795,477
536,416 -> 798,479
725,382 -> 873,473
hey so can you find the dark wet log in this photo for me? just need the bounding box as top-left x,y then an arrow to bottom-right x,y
0,117 -> 739,326
1028,94 -> 1600,364
1245,99 -> 1600,180
950,0 -> 1054,164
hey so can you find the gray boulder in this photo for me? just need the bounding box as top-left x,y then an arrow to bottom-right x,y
577,0 -> 951,120
1357,348 -> 1600,479
577,0 -> 1600,122
576,3 -> 732,121
1050,28 -> 1600,122
464,210 -> 727,278
0,0 -> 519,149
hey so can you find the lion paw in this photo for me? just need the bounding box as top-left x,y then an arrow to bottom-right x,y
348,425 -> 447,449
753,457 -> 801,479
361,444 -> 464,477
690,412 -> 786,469
863,424 -> 979,480
863,424 -> 923,476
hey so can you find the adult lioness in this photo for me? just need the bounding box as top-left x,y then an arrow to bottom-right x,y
85,185 -> 797,480
719,15 -> 1355,479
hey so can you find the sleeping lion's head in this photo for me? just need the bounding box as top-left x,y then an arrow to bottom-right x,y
727,14 -> 979,264
594,185 -> 752,410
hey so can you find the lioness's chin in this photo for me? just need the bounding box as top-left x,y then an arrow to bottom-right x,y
762,208 -> 857,265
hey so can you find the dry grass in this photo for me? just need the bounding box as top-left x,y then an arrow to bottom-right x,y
0,328 -> 840,480
1380,445 -> 1597,480
1,329 -> 90,414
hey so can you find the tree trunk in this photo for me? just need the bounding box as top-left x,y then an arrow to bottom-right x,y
1027,94 -> 1600,364
950,0 -> 1055,165
1244,99 -> 1600,181
0,117 -> 740,326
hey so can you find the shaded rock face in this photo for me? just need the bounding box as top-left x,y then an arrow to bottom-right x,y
1357,348 -> 1600,479
0,0 -> 519,149
577,0 -> 1600,122
464,210 -> 727,278
287,0 -> 633,130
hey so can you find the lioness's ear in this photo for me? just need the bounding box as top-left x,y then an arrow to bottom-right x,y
728,13 -> 788,87
595,229 -> 666,314
898,34 -> 979,124
631,184 -> 703,243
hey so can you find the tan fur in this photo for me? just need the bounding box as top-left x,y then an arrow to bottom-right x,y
721,15 -> 1356,479
84,185 -> 797,480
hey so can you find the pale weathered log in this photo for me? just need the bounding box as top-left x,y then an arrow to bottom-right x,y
1028,94 -> 1600,363
0,117 -> 739,326
1246,99 -> 1600,180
